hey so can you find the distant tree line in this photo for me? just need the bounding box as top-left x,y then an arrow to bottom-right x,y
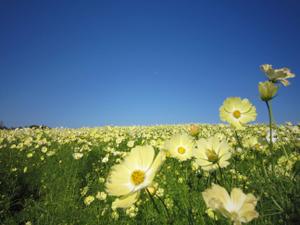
0,121 -> 50,130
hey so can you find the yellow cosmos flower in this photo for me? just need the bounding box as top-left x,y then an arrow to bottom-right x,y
105,145 -> 166,209
202,184 -> 259,225
219,97 -> 257,130
194,136 -> 232,171
164,133 -> 195,161
261,64 -> 295,86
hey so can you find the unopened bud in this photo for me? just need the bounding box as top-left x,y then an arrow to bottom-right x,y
189,124 -> 200,137
258,81 -> 278,101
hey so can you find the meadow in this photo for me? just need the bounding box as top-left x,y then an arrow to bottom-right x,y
0,123 -> 299,225
0,64 -> 299,225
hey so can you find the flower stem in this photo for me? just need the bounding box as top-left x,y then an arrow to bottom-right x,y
146,188 -> 160,215
265,101 -> 274,151
217,163 -> 225,185
234,130 -> 243,149
155,193 -> 171,220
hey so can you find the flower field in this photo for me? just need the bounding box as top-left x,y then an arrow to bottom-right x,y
0,65 -> 299,225
1,124 -> 299,225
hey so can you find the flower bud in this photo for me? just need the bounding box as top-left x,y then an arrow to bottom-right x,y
189,124 -> 200,137
258,81 -> 278,101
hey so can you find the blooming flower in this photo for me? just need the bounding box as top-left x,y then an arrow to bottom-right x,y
163,133 -> 195,161
106,145 -> 166,209
219,97 -> 257,130
202,184 -> 259,225
261,64 -> 295,86
194,136 -> 232,171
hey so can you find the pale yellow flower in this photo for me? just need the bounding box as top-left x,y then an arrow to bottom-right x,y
111,192 -> 140,210
164,133 -> 195,161
194,136 -> 232,171
84,195 -> 95,206
202,184 -> 259,225
258,81 -> 278,101
261,64 -> 295,86
219,97 -> 257,130
106,145 -> 166,209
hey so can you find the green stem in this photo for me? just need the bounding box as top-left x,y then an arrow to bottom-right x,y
265,101 -> 274,151
146,188 -> 160,215
234,130 -> 243,149
185,164 -> 194,225
217,163 -> 226,186
155,193 -> 171,220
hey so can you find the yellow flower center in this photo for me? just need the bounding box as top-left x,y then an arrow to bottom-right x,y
131,170 -> 145,185
205,149 -> 219,163
177,146 -> 186,154
233,110 -> 241,119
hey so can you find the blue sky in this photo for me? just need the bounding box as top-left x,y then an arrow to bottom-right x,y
0,0 -> 299,127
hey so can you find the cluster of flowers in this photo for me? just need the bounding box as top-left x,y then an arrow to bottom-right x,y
105,64 -> 296,225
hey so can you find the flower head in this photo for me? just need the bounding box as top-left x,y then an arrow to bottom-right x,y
194,136 -> 232,171
258,81 -> 278,102
106,145 -> 166,209
219,97 -> 257,130
261,64 -> 295,86
202,184 -> 259,225
164,133 -> 195,161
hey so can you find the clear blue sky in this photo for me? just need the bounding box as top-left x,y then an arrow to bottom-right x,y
0,0 -> 299,127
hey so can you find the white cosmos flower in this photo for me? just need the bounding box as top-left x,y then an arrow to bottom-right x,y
105,145 -> 166,209
163,133 -> 195,161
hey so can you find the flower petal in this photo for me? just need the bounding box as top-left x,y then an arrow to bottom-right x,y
112,191 -> 140,209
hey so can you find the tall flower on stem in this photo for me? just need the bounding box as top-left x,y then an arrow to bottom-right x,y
261,64 -> 295,86
258,81 -> 278,150
105,145 -> 166,209
259,64 -> 295,150
219,97 -> 257,130
219,97 -> 257,149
